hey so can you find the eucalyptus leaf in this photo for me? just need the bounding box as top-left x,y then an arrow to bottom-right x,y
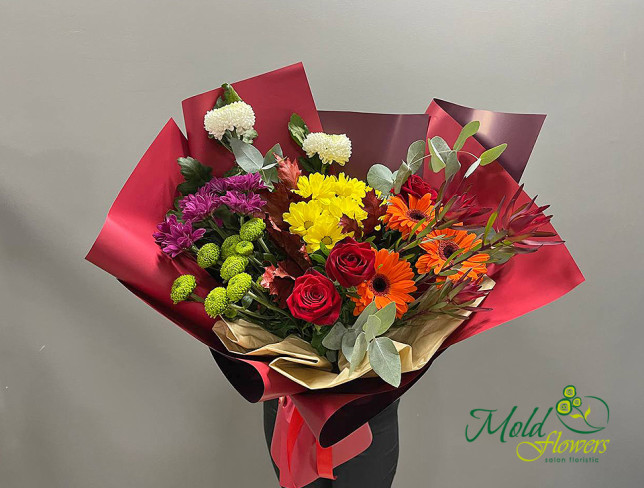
428,136 -> 448,172
406,140 -> 426,173
368,337 -> 401,387
263,143 -> 283,168
373,301 -> 397,334
393,162 -> 411,194
366,164 -> 395,194
480,143 -> 508,166
453,120 -> 480,151
444,150 -> 461,181
341,329 -> 359,360
322,321 -> 347,350
230,138 -> 264,173
353,300 -> 378,330
349,332 -> 368,374
363,315 -> 381,342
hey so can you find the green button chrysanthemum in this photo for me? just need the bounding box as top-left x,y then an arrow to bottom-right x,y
220,255 -> 249,281
235,240 -> 254,256
170,275 -> 197,304
221,235 -> 242,259
197,243 -> 221,268
227,272 -> 252,302
239,218 -> 266,242
204,287 -> 229,318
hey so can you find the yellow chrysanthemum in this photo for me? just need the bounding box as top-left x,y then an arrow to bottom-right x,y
326,196 -> 368,222
303,215 -> 350,253
333,173 -> 368,200
283,200 -> 325,236
293,173 -> 337,204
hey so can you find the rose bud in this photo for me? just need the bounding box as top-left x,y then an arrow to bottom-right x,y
286,270 -> 342,326
325,237 -> 376,288
399,174 -> 438,201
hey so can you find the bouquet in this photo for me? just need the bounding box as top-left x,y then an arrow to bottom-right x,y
87,63 -> 583,488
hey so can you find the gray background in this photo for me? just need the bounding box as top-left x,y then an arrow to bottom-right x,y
1,0 -> 642,486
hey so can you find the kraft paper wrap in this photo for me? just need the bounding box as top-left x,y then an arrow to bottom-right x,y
212,278 -> 494,390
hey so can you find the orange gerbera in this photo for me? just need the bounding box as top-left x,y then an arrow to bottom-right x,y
382,194 -> 434,239
416,228 -> 489,281
352,249 -> 417,318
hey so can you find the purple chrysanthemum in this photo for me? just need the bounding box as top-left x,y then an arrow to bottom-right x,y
219,190 -> 266,215
153,214 -> 206,257
179,186 -> 221,222
225,173 -> 267,192
203,177 -> 228,194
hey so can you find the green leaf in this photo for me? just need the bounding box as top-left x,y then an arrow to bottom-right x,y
341,329 -> 359,360
368,337 -> 401,387
444,150 -> 461,181
288,113 -> 309,147
222,83 -> 242,104
373,301 -> 397,334
319,241 -> 330,256
309,253 -> 327,265
363,315 -> 381,342
353,300 -> 378,330
176,157 -> 212,195
393,162 -> 412,194
479,143 -> 508,166
453,121 -> 480,151
322,322 -> 348,350
349,332 -> 368,374
463,158 -> 481,178
406,140 -> 426,173
230,138 -> 264,173
263,143 -> 283,167
428,136 -> 448,172
584,406 -> 591,420
366,164 -> 395,194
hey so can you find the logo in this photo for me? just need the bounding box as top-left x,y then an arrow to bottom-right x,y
465,385 -> 610,463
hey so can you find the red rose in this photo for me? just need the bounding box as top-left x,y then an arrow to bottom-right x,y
325,237 -> 376,287
286,270 -> 341,325
399,175 -> 437,201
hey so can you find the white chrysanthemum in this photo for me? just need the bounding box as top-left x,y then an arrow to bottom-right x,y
302,132 -> 352,166
204,101 -> 256,140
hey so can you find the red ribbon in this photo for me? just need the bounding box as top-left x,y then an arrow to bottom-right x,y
276,397 -> 336,487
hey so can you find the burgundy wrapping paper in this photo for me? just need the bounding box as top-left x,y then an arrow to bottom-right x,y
434,99 -> 546,182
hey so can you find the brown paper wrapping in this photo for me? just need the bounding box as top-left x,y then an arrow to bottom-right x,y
212,278 -> 494,390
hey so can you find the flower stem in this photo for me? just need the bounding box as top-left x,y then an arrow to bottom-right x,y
257,236 -> 271,254
190,293 -> 204,303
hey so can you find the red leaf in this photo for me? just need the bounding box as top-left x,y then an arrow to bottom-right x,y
276,156 -> 302,190
261,261 -> 303,308
360,189 -> 387,235
265,218 -> 311,271
262,182 -> 303,230
339,215 -> 362,239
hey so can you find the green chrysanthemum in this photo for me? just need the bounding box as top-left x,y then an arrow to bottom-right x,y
170,275 -> 197,304
197,243 -> 221,268
204,287 -> 229,318
235,240 -> 254,256
221,235 -> 242,259
220,255 -> 249,281
227,272 -> 252,302
239,218 -> 266,242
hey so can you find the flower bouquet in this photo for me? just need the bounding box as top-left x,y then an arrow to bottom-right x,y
87,63 -> 583,488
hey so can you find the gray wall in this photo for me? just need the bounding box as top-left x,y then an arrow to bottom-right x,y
1,1 -> 642,486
